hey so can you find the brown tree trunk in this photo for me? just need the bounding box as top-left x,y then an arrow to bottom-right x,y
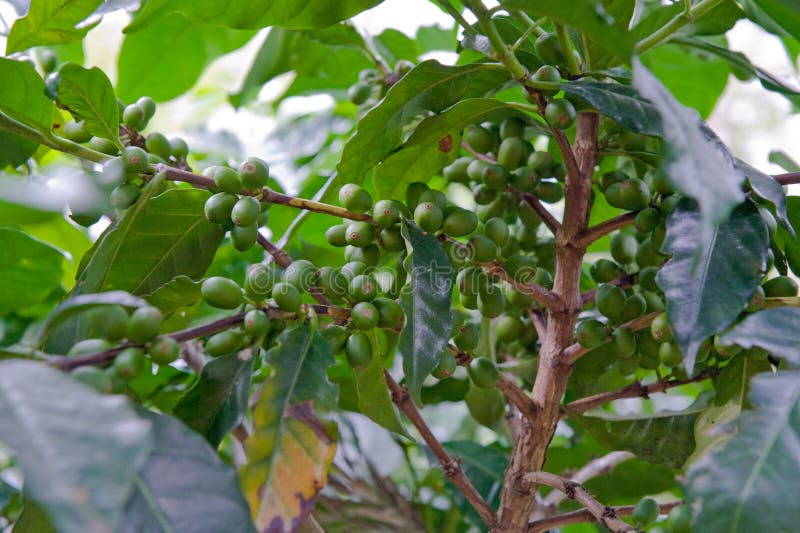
494,113 -> 599,532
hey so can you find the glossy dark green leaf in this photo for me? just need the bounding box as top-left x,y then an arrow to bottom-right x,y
575,395 -> 710,468
399,220 -> 453,404
416,24 -> 456,54
173,353 -> 254,447
337,61 -> 510,185
779,197 -> 800,276
34,291 -> 147,347
675,36 -> 800,105
736,158 -> 791,233
633,59 -> 745,241
5,0 -> 102,53
686,370 -> 800,532
126,0 -> 384,32
499,0 -> 635,65
0,360 -> 152,533
583,458 -> 678,505
441,441 -> 507,525
0,131 -> 38,167
641,41 -> 730,119
55,63 -> 120,142
117,14 -> 255,102
658,200 -> 768,374
229,28 -> 294,108
375,28 -> 419,65
746,0 -> 800,41
142,275 -> 202,313
719,308 -> 800,366
0,58 -> 53,133
460,16 -> 538,65
120,410 -> 256,533
373,98 -> 523,198
353,333 -> 406,435
0,227 -> 64,316
584,0 -> 635,69
559,80 -> 663,136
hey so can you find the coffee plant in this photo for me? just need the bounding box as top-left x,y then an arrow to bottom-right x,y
2,0 -> 800,531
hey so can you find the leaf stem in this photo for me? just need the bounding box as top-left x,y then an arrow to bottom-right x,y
527,500 -> 683,532
635,0 -> 724,54
574,210 -> 639,248
509,11 -> 547,52
0,111 -> 110,163
554,22 -> 581,75
434,0 -> 477,35
466,0 -> 529,81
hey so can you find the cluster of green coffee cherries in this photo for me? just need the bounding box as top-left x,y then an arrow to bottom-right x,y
201,158 -> 271,251
347,61 -> 415,106
68,304 -> 177,393
632,497 -> 691,533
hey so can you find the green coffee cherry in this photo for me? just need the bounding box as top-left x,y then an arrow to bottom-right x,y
126,306 -> 163,343
283,260 -> 316,291
414,202 -> 443,232
113,347 -> 146,380
239,157 -> 269,190
38,48 -> 58,73
500,117 -> 525,139
206,330 -> 245,357
88,136 -> 119,155
478,286 -> 505,318
208,166 -> 243,194
482,163 -> 509,190
351,301 -> 380,330
231,222 -> 258,252
468,235 -> 498,262
345,332 -> 372,368
659,341 -> 683,367
495,313 -> 523,343
273,282 -> 302,311
473,183 -> 498,205
650,312 -> 673,342
534,33 -> 564,65
372,297 -> 404,329
62,120 -> 92,143
534,268 -> 554,289
638,265 -> 659,292
322,325 -> 349,353
528,151 -> 554,174
341,261 -> 367,282
432,351 -> 458,379
170,137 -> 189,159
348,274 -> 378,302
613,327 -> 637,357
418,189 -> 447,209
71,366 -> 113,393
136,96 -> 156,121
575,319 -> 607,349
596,284 -> 626,321
379,226 -> 405,252
617,354 -> 640,376
145,132 -> 172,160
464,124 -> 493,153
620,293 -> 647,322
339,184 -> 372,212
345,221 -> 376,247
497,137 -> 525,169
201,276 -> 243,309
531,65 -> 561,96
668,505 -> 691,533
405,181 -> 429,210
245,263 -> 278,300
68,338 -> 113,356
325,223 -> 349,247
149,336 -> 180,365
442,208 -> 478,237
713,335 -> 742,359
346,244 -> 380,266
443,157 -> 471,182
510,167 -> 539,192
204,192 -> 238,224
348,82 -> 372,105
590,259 -> 623,283
747,286 -> 766,312
610,232 -> 637,264
762,275 -> 798,297
231,196 -> 261,226
468,357 -> 499,389
484,217 -> 509,247
454,322 -> 481,351
632,497 -> 659,526
110,183 -> 141,210
635,207 -> 661,233
545,99 -> 576,130
122,104 -> 145,129
372,199 -> 400,228
87,305 -> 129,342
535,180 -> 564,203
605,178 -> 651,211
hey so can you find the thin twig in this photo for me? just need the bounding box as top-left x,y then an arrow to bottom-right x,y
775,172 -> 800,185
518,191 -> 562,234
527,309 -> 547,339
481,261 -> 562,311
384,371 -> 496,527
561,311 -> 659,365
527,501 -> 683,532
522,472 -> 634,532
540,452 -> 634,510
574,211 -> 639,248
562,370 -> 714,415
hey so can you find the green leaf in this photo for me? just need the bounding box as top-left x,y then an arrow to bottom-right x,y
633,59 -> 745,242
747,0 -> 800,42
769,149 -> 800,172
372,98 -> 523,198
0,360 -> 152,533
499,0 -> 635,66
122,410 -> 256,533
117,14 -> 255,102
675,36 -> 800,105
229,28 -> 294,108
173,353 -> 254,447
719,308 -> 800,366
241,325 -> 337,530
657,200 -> 768,373
441,441 -> 507,525
34,291 -> 147,347
0,58 -> 53,132
0,131 -> 38,167
142,275 -> 202,313
353,332 -> 406,435
640,41 -> 730,119
574,394 -> 710,468
685,370 -> 800,532
0,227 -> 64,316
559,80 -> 663,136
337,61 -> 510,185
5,0 -> 102,53
780,197 -> 800,276
736,159 -> 791,233
126,0 -> 384,32
55,63 -> 120,142
374,28 -> 419,65
399,220 -> 453,404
